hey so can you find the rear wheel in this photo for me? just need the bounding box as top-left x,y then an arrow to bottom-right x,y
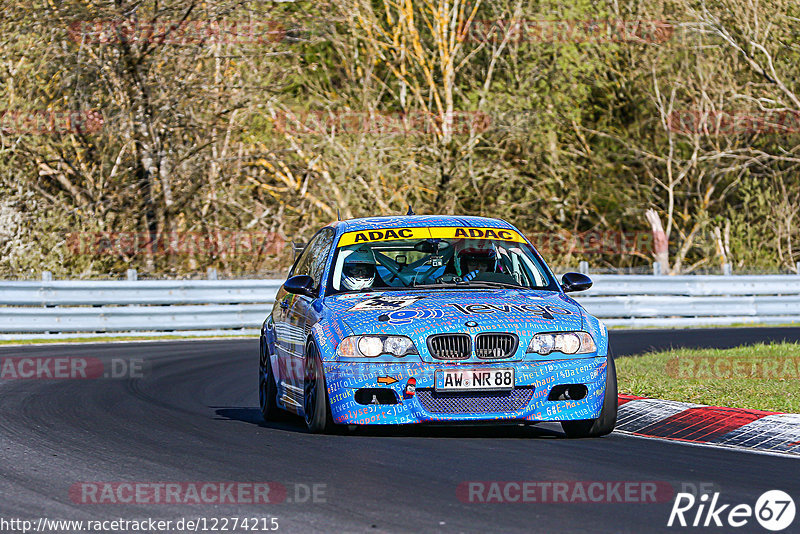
303,342 -> 336,434
259,338 -> 281,421
561,355 -> 618,438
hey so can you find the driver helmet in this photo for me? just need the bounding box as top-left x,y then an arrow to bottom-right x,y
342,249 -> 377,290
456,247 -> 498,276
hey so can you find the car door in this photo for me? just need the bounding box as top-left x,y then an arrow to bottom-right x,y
275,228 -> 334,411
272,235 -> 318,412
296,227 -> 335,388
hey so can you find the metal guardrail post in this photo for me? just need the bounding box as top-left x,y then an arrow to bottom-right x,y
653,262 -> 662,276
797,261 -> 800,274
126,269 -> 137,281
41,271 -> 52,282
579,261 -> 589,275
723,263 -> 732,276
207,268 -> 218,280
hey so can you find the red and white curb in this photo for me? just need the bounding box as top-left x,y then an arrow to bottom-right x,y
616,394 -> 800,456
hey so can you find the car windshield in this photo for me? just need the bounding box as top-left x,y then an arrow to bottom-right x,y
328,226 -> 558,293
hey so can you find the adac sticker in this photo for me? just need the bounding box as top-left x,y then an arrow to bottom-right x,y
337,227 -> 526,247
338,228 -> 428,246
348,295 -> 426,311
429,227 -> 525,243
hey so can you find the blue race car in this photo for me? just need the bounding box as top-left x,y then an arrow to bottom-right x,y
259,215 -> 616,438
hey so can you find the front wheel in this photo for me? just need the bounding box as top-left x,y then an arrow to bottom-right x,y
303,342 -> 336,434
561,355 -> 618,438
259,338 -> 281,421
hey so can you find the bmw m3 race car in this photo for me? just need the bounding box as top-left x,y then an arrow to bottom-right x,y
259,215 -> 617,438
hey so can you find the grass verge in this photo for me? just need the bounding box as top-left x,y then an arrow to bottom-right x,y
617,342 -> 800,413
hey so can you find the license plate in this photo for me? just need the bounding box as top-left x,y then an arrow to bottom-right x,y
434,368 -> 515,392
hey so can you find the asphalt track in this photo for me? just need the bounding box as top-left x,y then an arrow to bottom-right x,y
1,328 -> 799,533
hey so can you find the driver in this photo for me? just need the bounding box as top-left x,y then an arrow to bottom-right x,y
457,248 -> 498,281
342,250 -> 377,291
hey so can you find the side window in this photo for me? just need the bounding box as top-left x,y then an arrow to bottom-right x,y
289,228 -> 334,292
308,229 -> 334,289
290,241 -> 316,278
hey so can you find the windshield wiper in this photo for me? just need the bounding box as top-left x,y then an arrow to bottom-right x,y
411,281 -> 523,290
457,281 -> 523,289
335,286 -> 408,295
408,283 -> 465,289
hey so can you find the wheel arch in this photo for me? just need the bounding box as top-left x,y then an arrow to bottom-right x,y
307,319 -> 351,362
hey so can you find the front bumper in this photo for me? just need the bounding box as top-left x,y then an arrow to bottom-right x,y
324,357 -> 607,425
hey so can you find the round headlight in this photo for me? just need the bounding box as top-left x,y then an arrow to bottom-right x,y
557,333 -> 581,354
535,334 -> 555,354
384,336 -> 414,357
358,336 -> 384,357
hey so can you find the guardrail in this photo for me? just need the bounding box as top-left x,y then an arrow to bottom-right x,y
578,275 -> 800,327
0,275 -> 798,336
0,280 -> 281,335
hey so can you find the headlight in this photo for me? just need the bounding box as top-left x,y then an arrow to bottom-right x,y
526,331 -> 596,355
337,336 -> 419,358
358,336 -> 384,357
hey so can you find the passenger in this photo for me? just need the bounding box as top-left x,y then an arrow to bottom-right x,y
457,248 -> 498,281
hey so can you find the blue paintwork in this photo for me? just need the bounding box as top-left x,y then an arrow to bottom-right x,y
263,215 -> 610,425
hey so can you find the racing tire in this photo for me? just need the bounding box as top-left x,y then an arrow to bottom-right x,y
303,342 -> 336,434
560,355 -> 618,438
259,337 -> 282,422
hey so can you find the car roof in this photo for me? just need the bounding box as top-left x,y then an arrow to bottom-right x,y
337,215 -> 517,233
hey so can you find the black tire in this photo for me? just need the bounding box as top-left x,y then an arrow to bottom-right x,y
303,342 -> 336,434
561,355 -> 618,438
259,337 -> 282,422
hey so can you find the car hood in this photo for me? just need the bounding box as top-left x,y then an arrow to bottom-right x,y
323,289 -> 584,337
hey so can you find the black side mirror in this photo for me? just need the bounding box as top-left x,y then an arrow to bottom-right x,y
561,272 -> 592,293
284,275 -> 316,298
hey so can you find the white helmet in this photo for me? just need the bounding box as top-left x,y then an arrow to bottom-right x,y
342,250 -> 376,290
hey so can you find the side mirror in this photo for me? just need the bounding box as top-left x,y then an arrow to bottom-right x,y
284,275 -> 316,298
561,272 -> 592,293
